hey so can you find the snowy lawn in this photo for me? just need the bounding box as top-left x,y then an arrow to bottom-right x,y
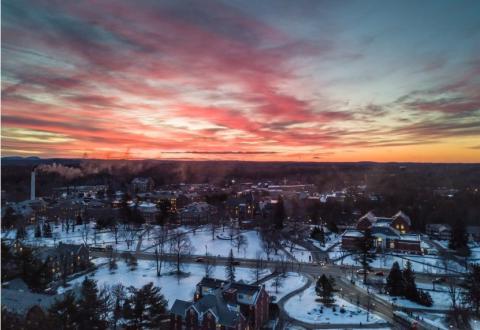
329,246 -> 465,274
282,243 -> 313,263
308,234 -> 340,252
3,223 -> 140,251
64,258 -> 269,308
284,285 -> 385,325
264,272 -> 307,302
143,226 -> 289,261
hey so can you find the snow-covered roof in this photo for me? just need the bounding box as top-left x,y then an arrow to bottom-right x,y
342,229 -> 364,238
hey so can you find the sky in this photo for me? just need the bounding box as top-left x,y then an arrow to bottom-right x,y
2,0 -> 480,162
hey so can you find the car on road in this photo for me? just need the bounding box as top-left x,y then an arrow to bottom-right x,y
232,261 -> 241,266
356,269 -> 369,275
195,257 -> 205,263
375,271 -> 384,276
433,277 -> 447,283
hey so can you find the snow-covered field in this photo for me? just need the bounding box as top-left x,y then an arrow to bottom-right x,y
4,224 -> 307,262
308,233 -> 340,252
2,223 -> 139,251
284,285 -> 385,325
64,258 -> 269,308
329,246 -> 464,274
264,272 -> 307,302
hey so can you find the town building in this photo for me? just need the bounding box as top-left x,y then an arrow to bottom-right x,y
178,202 -> 217,224
356,211 -> 411,233
34,243 -> 90,284
426,224 -> 452,240
170,277 -> 270,330
131,177 -> 155,193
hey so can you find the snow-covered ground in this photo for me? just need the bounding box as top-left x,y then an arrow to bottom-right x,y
469,243 -> 480,263
329,246 -> 464,274
264,272 -> 307,302
64,258 -> 269,308
308,233 -> 340,252
4,224 -> 303,261
2,223 -> 139,251
282,243 -> 313,263
284,285 -> 385,325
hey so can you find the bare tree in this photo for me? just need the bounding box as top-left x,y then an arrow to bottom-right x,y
122,224 -> 138,250
233,233 -> 248,254
203,253 -> 216,278
154,226 -> 169,276
81,223 -> 90,246
251,252 -> 267,283
169,230 -> 193,274
272,275 -> 285,294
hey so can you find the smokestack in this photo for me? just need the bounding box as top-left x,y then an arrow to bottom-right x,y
31,168 -> 36,200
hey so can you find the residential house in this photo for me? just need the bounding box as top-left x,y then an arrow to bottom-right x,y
170,277 -> 270,330
426,224 -> 452,240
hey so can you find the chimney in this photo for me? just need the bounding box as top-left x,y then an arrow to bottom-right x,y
31,169 -> 36,200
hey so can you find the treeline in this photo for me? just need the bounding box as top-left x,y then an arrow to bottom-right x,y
2,277 -> 168,330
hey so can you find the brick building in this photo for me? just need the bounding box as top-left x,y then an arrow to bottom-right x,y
170,277 -> 269,330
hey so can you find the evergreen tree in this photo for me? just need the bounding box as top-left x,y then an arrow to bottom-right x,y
449,220 -> 469,253
16,226 -> 27,240
385,261 -> 404,296
315,274 -> 335,306
77,277 -> 107,330
402,261 -> 419,301
43,223 -> 52,238
76,215 -> 83,225
318,226 -> 326,245
357,228 -> 375,283
34,224 -> 42,238
48,291 -> 78,329
274,196 -> 286,229
417,289 -> 433,307
225,249 -> 236,282
463,263 -> 480,316
126,283 -> 168,328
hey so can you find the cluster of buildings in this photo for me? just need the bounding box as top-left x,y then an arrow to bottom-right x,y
170,277 -> 270,330
342,211 -> 423,254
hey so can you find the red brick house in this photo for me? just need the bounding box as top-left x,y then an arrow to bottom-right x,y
170,278 -> 269,330
356,211 -> 411,233
341,227 -> 422,254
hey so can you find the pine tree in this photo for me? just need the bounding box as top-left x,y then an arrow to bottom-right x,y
77,277 -> 107,330
417,289 -> 433,307
315,274 -> 335,306
402,261 -> 419,301
225,249 -> 236,282
357,228 -> 375,283
48,291 -> 78,329
463,263 -> 480,316
43,223 -> 52,238
16,226 -> 27,240
35,224 -> 42,238
274,196 -> 286,229
449,221 -> 470,256
319,227 -> 326,245
385,261 -> 404,296
130,282 -> 168,328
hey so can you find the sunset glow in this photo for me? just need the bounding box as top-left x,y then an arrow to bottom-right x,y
2,0 -> 480,162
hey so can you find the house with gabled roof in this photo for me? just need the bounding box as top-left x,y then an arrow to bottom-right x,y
170,277 -> 269,330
